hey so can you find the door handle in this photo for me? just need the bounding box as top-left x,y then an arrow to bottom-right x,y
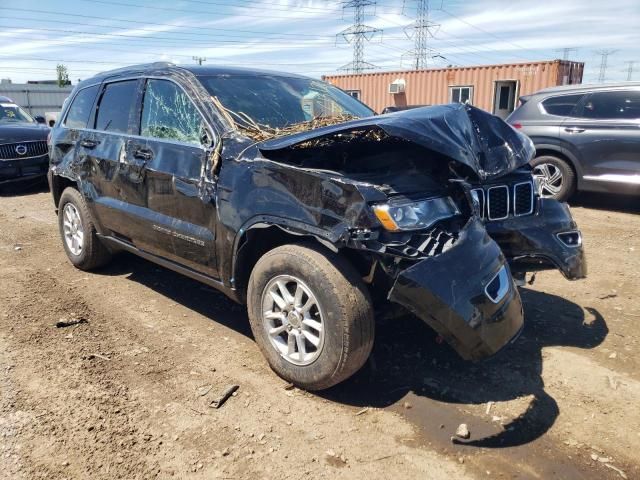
133,149 -> 153,161
80,139 -> 100,149
564,127 -> 586,133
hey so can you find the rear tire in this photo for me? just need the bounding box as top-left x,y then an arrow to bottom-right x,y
247,243 -> 374,391
58,187 -> 112,270
531,155 -> 576,202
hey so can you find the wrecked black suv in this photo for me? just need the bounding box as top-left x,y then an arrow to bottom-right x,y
48,63 -> 586,390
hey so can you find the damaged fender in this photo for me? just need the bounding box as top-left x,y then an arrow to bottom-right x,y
388,218 -> 524,361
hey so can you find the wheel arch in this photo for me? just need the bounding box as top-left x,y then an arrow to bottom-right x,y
50,174 -> 79,210
534,144 -> 583,181
231,220 -> 346,301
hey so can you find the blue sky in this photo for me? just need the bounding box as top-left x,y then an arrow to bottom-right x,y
0,0 -> 638,84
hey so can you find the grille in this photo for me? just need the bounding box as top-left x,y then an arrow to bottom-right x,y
513,181 -> 534,216
487,186 -> 509,220
0,141 -> 48,160
472,181 -> 535,221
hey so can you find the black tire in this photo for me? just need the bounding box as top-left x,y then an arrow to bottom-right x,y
58,187 -> 112,270
247,243 -> 374,391
531,155 -> 576,202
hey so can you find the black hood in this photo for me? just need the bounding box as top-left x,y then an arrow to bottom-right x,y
258,104 -> 535,181
0,123 -> 49,144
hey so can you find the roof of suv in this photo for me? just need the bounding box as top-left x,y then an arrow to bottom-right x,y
77,62 -> 310,89
531,81 -> 640,97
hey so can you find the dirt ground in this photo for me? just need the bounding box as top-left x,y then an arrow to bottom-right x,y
0,186 -> 638,480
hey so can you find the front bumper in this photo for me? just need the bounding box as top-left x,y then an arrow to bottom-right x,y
0,154 -> 49,185
485,198 -> 587,280
388,218 -> 524,361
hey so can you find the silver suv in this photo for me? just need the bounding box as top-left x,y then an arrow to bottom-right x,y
506,83 -> 640,201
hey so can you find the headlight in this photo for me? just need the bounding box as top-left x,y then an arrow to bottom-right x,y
372,197 -> 460,231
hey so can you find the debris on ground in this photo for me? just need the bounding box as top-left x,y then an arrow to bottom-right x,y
86,353 -> 110,361
604,463 -> 628,479
209,384 -> 239,409
196,384 -> 213,397
56,318 -> 88,328
485,401 -> 493,415
355,407 -> 369,416
455,423 -> 470,439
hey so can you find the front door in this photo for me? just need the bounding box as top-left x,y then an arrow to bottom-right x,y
133,78 -> 218,277
493,81 -> 517,120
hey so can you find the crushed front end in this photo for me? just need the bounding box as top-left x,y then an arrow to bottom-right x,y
469,166 -> 587,281
251,103 -> 585,361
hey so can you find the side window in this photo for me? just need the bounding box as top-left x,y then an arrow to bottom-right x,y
580,91 -> 640,120
64,85 -> 99,129
141,79 -> 205,145
541,94 -> 584,116
95,80 -> 137,133
450,86 -> 473,105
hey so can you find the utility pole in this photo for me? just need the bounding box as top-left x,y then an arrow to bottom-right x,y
624,61 -> 636,81
403,0 -> 441,70
337,1 -> 382,73
556,47 -> 578,61
594,49 -> 618,83
192,56 -> 207,65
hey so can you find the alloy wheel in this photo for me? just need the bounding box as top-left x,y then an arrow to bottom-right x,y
533,163 -> 564,197
62,203 -> 84,256
261,275 -> 325,366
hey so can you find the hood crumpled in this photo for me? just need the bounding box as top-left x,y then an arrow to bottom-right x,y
258,103 -> 535,181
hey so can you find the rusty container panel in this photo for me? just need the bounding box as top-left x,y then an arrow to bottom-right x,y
324,60 -> 583,114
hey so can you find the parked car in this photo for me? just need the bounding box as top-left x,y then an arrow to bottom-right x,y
506,82 -> 640,201
381,104 -> 429,114
0,96 -> 50,189
48,64 -> 586,390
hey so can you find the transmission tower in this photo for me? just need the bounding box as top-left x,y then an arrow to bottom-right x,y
337,1 -> 382,73
403,0 -> 441,70
595,49 -> 618,83
624,61 -> 636,81
556,47 -> 578,61
192,56 -> 207,65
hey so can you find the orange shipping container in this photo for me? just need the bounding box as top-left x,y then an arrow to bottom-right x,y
323,60 -> 583,119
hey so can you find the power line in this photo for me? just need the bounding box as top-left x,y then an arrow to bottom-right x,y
6,8 -> 334,38
594,49 -> 618,83
337,1 -> 382,73
402,0 -> 441,70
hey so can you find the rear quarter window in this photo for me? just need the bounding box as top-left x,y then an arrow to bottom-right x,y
95,80 -> 138,134
64,85 -> 99,129
541,94 -> 584,117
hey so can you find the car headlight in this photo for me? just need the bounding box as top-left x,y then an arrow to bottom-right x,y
372,197 -> 460,231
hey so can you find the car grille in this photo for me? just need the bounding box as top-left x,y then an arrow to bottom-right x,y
471,181 -> 535,221
0,141 -> 48,160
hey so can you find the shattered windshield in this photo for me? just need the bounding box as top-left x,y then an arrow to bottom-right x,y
0,102 -> 34,124
198,74 -> 374,129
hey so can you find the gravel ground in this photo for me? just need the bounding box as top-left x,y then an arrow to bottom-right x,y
0,186 -> 638,480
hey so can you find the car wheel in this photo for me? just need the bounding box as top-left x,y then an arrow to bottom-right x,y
531,155 -> 576,202
247,243 -> 374,391
58,187 -> 112,270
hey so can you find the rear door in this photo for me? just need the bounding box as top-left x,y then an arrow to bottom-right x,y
561,89 -> 640,181
133,78 -> 218,276
84,79 -> 144,241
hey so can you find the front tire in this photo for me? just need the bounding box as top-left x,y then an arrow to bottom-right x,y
247,244 -> 374,390
531,155 -> 576,202
58,187 -> 112,270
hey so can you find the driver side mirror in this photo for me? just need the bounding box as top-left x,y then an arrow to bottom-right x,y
34,115 -> 46,124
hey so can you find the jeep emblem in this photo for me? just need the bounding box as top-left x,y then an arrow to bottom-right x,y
15,144 -> 27,156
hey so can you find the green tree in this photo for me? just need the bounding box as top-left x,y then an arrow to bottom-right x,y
56,64 -> 70,87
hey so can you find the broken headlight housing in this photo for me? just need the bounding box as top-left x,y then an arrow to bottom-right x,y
372,197 -> 460,231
